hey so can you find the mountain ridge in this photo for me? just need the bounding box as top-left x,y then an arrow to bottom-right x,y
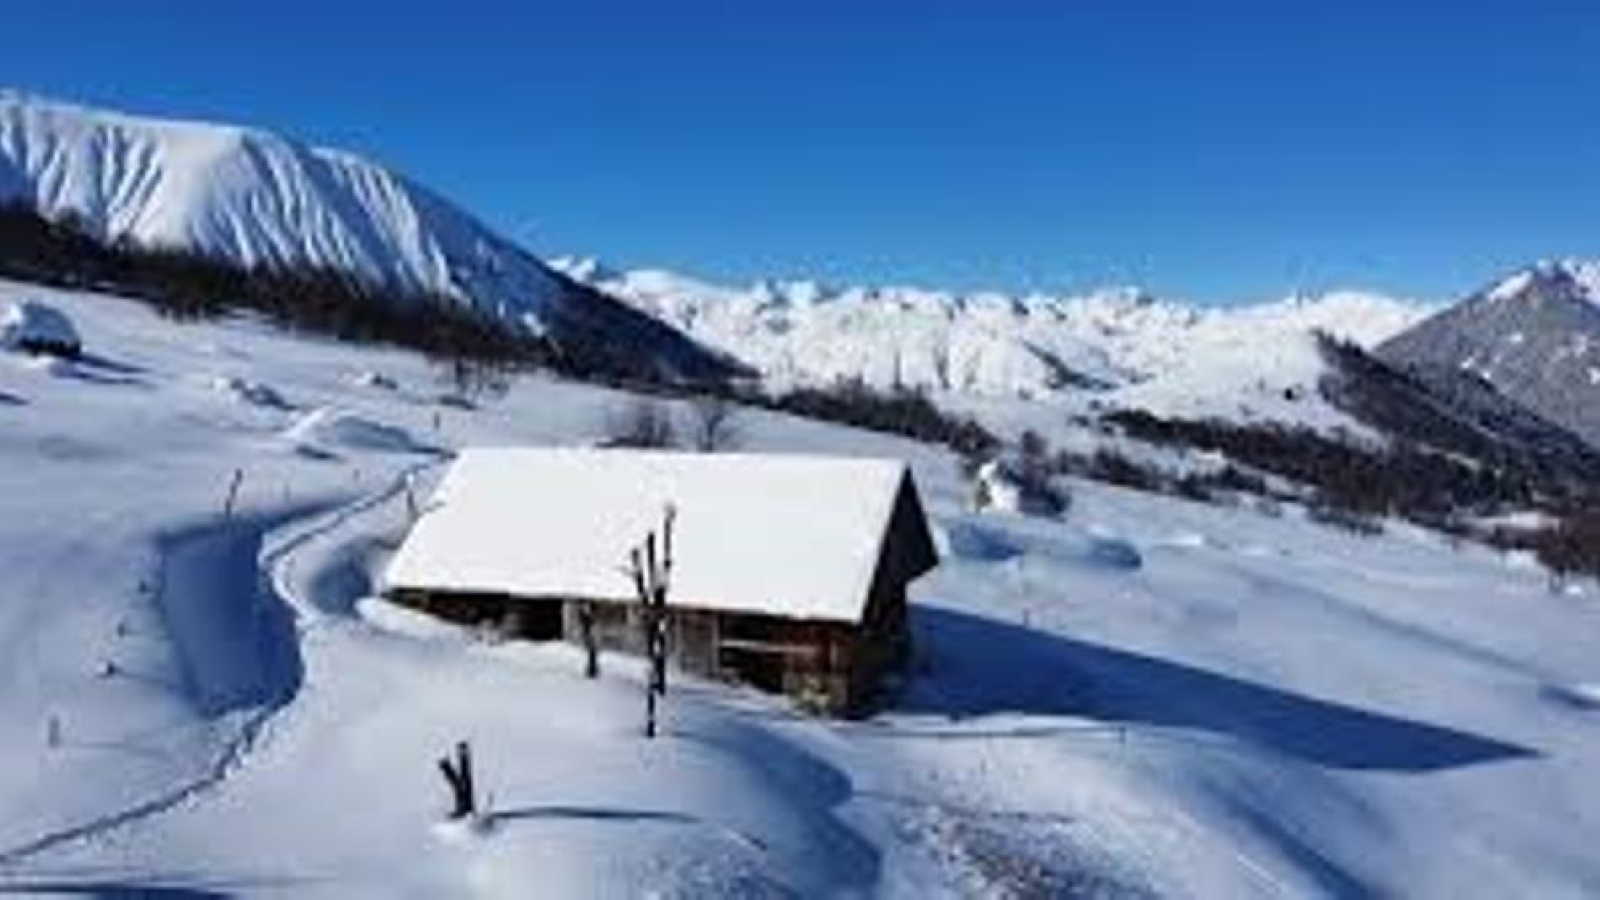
0,91 -> 737,380
1379,258 -> 1600,449
552,255 -> 1432,427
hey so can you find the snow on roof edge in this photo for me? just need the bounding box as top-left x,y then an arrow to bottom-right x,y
383,447 -> 926,623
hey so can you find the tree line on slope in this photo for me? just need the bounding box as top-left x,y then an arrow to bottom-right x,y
14,200 -> 1591,579
0,201 -> 743,386
0,202 -> 1004,458
0,203 -> 544,362
1101,409 -> 1600,580
1104,409 -> 1541,522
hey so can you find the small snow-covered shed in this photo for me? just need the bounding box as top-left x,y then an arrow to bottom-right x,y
384,447 -> 939,714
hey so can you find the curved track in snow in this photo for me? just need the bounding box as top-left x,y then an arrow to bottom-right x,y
0,461 -> 436,866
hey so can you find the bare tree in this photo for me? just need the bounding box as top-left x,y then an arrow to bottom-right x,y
1018,429 -> 1050,487
688,394 -> 740,453
604,397 -> 677,449
625,504 -> 675,738
433,354 -> 511,408
970,431 -> 1069,517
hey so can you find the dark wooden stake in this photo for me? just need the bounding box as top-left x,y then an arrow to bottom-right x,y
578,601 -> 600,678
223,468 -> 244,520
654,506 -> 674,695
645,675 -> 658,738
437,740 -> 476,819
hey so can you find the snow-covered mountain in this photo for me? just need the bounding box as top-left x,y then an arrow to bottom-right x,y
554,257 -> 1429,424
0,91 -> 1436,407
1379,259 -> 1600,448
0,92 -> 732,379
0,92 -> 563,324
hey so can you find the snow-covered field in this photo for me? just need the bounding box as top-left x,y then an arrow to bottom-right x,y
2,280 -> 1598,897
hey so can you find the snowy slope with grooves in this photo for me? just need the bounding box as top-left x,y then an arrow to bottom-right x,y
0,92 -> 561,328
0,92 -> 744,380
0,93 -> 574,331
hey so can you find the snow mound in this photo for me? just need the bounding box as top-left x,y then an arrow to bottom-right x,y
1156,531 -> 1209,549
349,370 -> 399,391
431,814 -> 494,843
937,520 -> 1025,562
284,408 -> 429,455
356,596 -> 463,640
1083,531 -> 1143,570
212,376 -> 291,409
1543,682 -> 1600,712
1,299 -> 81,357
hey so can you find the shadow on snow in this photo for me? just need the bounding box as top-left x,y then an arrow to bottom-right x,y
153,501 -> 339,718
0,868 -> 314,897
898,605 -> 1535,772
490,805 -> 699,827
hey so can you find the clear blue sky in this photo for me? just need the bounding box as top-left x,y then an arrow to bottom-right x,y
2,1 -> 1596,303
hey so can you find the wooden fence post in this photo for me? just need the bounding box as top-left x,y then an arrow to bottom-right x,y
437,740 -> 476,819
223,468 -> 244,520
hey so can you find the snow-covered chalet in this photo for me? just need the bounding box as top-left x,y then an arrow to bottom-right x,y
383,447 -> 939,715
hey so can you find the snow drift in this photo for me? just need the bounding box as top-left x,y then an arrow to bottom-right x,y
284,408 -> 431,455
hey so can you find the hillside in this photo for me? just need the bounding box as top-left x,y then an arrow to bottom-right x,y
1,280 -> 1598,896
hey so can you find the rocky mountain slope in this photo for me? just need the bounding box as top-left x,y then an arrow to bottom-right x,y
1379,260 -> 1600,448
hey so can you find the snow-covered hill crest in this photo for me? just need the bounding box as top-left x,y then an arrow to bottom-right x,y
1482,258 -> 1600,306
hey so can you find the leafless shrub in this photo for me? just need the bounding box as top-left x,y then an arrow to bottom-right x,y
604,397 -> 678,449
435,355 -> 511,406
688,394 -> 740,452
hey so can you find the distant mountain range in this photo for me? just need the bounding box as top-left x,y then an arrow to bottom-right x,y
553,256 -> 1429,424
3,90 -> 1596,452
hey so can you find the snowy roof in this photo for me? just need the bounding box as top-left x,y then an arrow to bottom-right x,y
383,447 -> 934,622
